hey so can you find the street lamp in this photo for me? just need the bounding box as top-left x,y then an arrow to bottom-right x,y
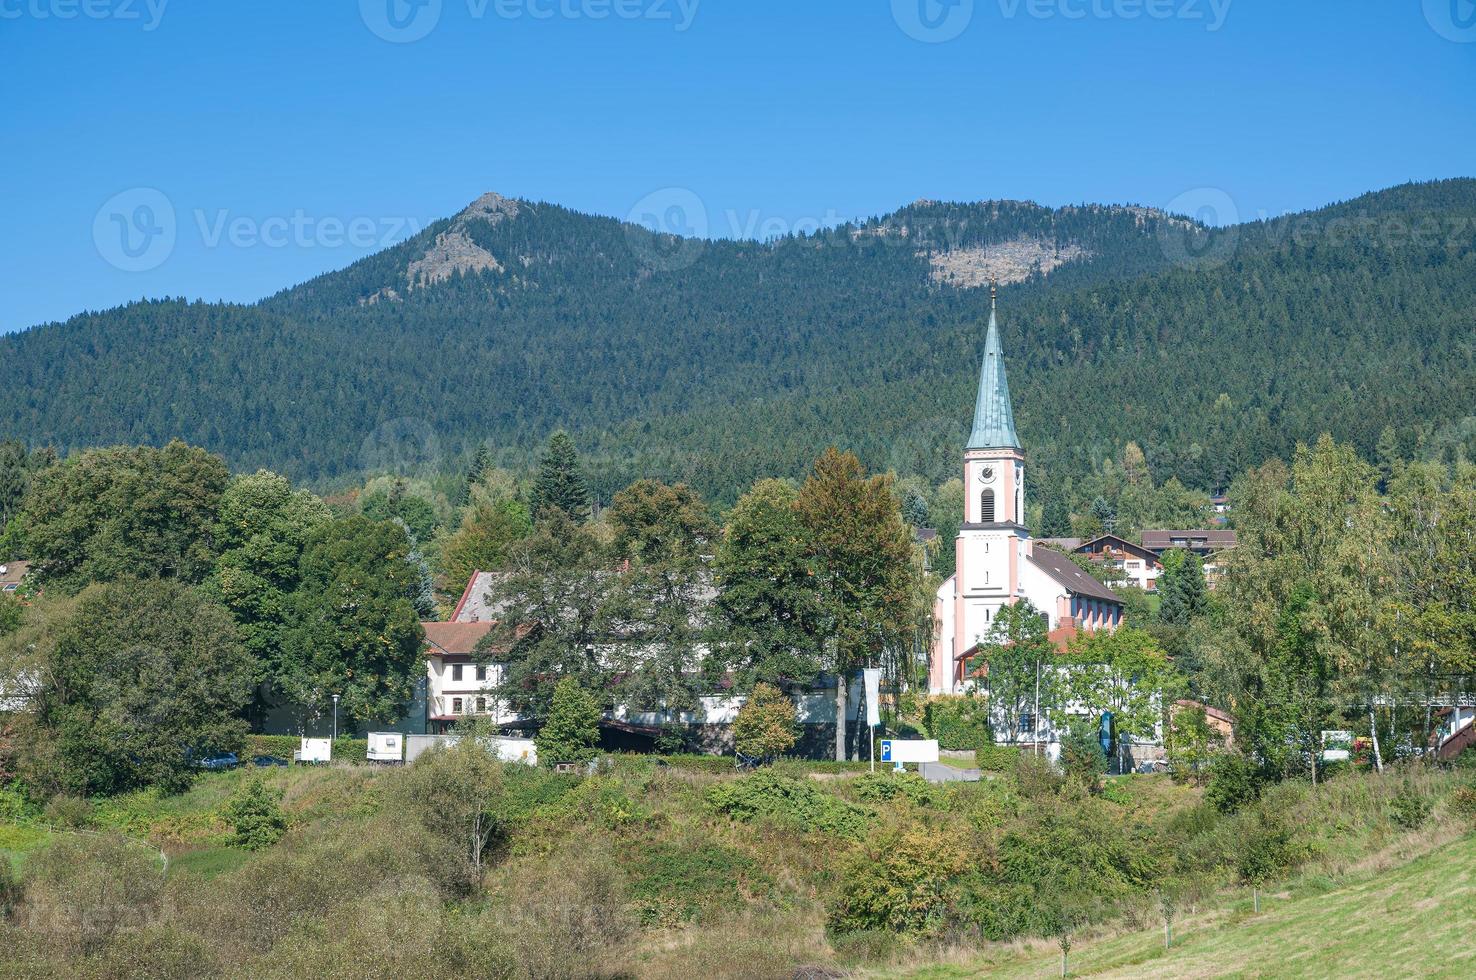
332,694 -> 340,742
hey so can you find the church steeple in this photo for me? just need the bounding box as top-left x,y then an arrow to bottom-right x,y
966,281 -> 1021,450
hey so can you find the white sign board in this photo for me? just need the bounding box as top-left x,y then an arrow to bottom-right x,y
367,732 -> 403,762
299,737 -> 332,763
879,739 -> 939,764
862,668 -> 882,728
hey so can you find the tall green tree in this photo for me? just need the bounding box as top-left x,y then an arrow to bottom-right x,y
1058,626 -> 1181,772
205,470 -> 331,720
281,516 -> 426,730
972,599 -> 1056,746
438,497 -> 534,590
7,579 -> 252,795
794,449 -> 915,760
1156,549 -> 1208,627
21,441 -> 230,594
603,480 -> 717,712
485,512 -> 614,715
713,479 -> 826,687
536,676 -> 602,765
531,432 -> 589,524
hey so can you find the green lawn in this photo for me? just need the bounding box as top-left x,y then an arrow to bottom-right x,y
885,833 -> 1476,978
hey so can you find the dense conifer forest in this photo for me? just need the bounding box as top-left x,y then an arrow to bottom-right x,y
1,180 -> 1474,508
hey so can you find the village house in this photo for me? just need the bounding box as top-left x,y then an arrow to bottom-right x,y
1140,528 -> 1238,587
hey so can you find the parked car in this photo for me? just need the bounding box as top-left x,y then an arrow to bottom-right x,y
195,751 -> 239,771
251,755 -> 289,768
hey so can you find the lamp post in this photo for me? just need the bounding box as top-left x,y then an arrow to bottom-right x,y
332,694 -> 340,742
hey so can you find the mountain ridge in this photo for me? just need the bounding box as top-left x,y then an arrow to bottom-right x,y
3,178 -> 1474,506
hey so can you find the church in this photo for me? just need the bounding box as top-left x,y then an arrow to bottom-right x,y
930,288 -> 1124,695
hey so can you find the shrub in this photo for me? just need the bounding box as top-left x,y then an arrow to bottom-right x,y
1058,723 -> 1108,789
705,770 -> 872,839
1012,751 -> 1064,799
629,842 -> 766,926
535,677 -> 601,766
923,695 -> 992,750
1206,752 -> 1260,813
852,771 -> 938,807
827,828 -> 969,935
224,775 -> 288,850
1389,784 -> 1433,830
42,795 -> 92,828
1237,813 -> 1304,892
1448,785 -> 1476,819
732,682 -> 798,760
974,742 -> 1020,772
23,833 -> 165,956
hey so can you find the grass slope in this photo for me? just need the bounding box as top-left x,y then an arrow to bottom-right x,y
892,832 -> 1476,979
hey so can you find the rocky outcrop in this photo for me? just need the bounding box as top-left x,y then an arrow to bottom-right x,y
926,236 -> 1089,288
404,192 -> 521,290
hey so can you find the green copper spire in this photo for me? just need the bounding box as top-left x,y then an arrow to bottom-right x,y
966,282 -> 1021,450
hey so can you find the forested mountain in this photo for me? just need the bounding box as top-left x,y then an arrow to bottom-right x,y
2,180 -> 1474,506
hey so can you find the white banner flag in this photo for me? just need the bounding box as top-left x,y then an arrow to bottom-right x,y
862,668 -> 882,728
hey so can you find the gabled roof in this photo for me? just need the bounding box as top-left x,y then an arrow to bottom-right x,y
451,570 -> 502,623
1075,534 -> 1161,564
966,289 -> 1021,450
423,621 -> 494,656
1140,529 -> 1239,552
1026,545 -> 1123,605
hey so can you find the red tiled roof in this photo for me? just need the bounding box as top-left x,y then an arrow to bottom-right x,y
422,621 -> 493,656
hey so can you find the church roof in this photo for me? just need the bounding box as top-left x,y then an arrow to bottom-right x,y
1026,545 -> 1123,605
967,288 -> 1021,450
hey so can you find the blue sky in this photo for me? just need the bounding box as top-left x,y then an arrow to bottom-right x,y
1,0 -> 1471,332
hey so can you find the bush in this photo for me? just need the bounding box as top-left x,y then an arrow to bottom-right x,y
224,776 -> 288,850
535,678 -> 601,766
243,734 -> 369,763
974,742 -> 1020,772
923,695 -> 992,750
732,682 -> 798,760
23,833 -> 165,956
0,857 -> 21,919
1058,724 -> 1108,790
705,770 -> 872,839
1389,784 -> 1433,830
1237,813 -> 1305,891
1448,785 -> 1476,819
1206,752 -> 1261,813
852,771 -> 938,807
827,828 -> 969,935
42,795 -> 92,828
1012,752 -> 1064,799
629,842 -> 767,926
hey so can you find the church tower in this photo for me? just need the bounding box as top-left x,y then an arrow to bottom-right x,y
953,283 -> 1029,664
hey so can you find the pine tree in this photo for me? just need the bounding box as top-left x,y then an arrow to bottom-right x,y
536,676 -> 602,765
1040,493 -> 1071,537
531,432 -> 589,524
1157,549 -> 1207,626
457,443 -> 492,506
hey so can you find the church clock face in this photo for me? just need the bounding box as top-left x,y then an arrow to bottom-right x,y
979,465 -> 996,484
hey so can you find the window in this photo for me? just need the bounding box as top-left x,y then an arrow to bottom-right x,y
475,665 -> 487,682
476,696 -> 487,713
981,488 -> 995,522
1019,712 -> 1035,735
452,697 -> 463,713
451,664 -> 463,682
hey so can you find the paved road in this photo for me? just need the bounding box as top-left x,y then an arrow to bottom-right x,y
919,761 -> 981,783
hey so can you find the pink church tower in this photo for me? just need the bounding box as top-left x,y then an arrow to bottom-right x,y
950,282 -> 1029,676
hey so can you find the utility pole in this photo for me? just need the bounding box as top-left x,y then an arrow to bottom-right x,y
332,694 -> 340,742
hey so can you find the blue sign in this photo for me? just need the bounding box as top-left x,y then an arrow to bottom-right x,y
880,739 -> 893,762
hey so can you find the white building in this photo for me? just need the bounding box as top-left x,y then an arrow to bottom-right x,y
930,287 -> 1124,695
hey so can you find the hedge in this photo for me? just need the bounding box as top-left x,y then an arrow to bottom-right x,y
923,696 -> 993,751
244,735 -> 369,763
